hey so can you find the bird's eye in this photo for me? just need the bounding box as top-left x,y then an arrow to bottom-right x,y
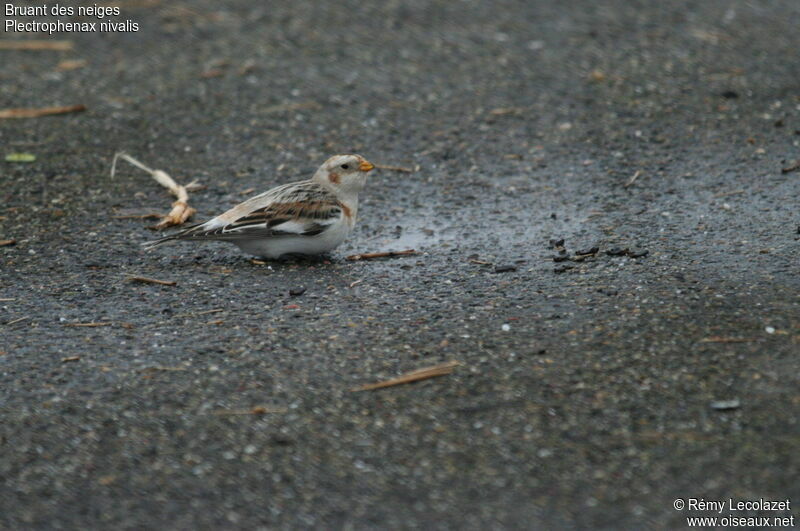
340,164 -> 350,170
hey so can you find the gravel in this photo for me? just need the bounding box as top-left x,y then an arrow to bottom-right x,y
1,0 -> 799,528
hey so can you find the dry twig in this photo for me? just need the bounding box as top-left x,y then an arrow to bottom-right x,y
140,366 -> 187,373
173,308 -> 223,319
488,107 -> 526,116
56,59 -> 87,71
111,152 -> 199,229
5,316 -> 30,325
352,361 -> 460,392
196,308 -> 223,316
0,239 -> 16,246
374,163 -> 414,173
127,275 -> 177,286
0,40 -> 73,51
64,322 -> 112,327
212,406 -> 287,415
61,356 -> 80,363
346,249 -> 419,261
624,170 -> 642,188
112,212 -> 163,220
700,336 -> 755,343
0,104 -> 86,119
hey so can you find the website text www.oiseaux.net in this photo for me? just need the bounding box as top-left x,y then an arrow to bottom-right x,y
674,498 -> 795,528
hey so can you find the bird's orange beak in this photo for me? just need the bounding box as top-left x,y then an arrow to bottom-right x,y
359,160 -> 375,172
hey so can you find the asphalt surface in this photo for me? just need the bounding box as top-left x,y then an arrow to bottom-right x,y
2,0 -> 799,528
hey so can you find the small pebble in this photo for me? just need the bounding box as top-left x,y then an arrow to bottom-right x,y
554,265 -> 574,273
501,324 -> 511,332
711,399 -> 740,410
627,249 -> 649,258
576,247 -> 599,256
549,238 -> 565,248
765,326 -> 775,334
494,265 -> 517,273
289,287 -> 306,296
552,254 -> 570,262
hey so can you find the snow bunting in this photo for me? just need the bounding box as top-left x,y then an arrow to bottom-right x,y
142,154 -> 375,258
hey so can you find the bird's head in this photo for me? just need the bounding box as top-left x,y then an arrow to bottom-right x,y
313,154 -> 374,194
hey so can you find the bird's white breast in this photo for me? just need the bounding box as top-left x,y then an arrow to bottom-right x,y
233,215 -> 353,259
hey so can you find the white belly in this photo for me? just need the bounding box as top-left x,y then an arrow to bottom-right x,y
233,220 -> 353,259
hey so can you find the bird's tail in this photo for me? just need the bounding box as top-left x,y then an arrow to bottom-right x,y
141,233 -> 182,251
141,221 -> 206,251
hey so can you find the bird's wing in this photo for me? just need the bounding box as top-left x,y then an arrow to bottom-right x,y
187,181 -> 347,240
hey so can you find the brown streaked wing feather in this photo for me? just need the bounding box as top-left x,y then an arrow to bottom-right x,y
226,200 -> 344,232
213,180 -> 318,223
220,182 -> 343,236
